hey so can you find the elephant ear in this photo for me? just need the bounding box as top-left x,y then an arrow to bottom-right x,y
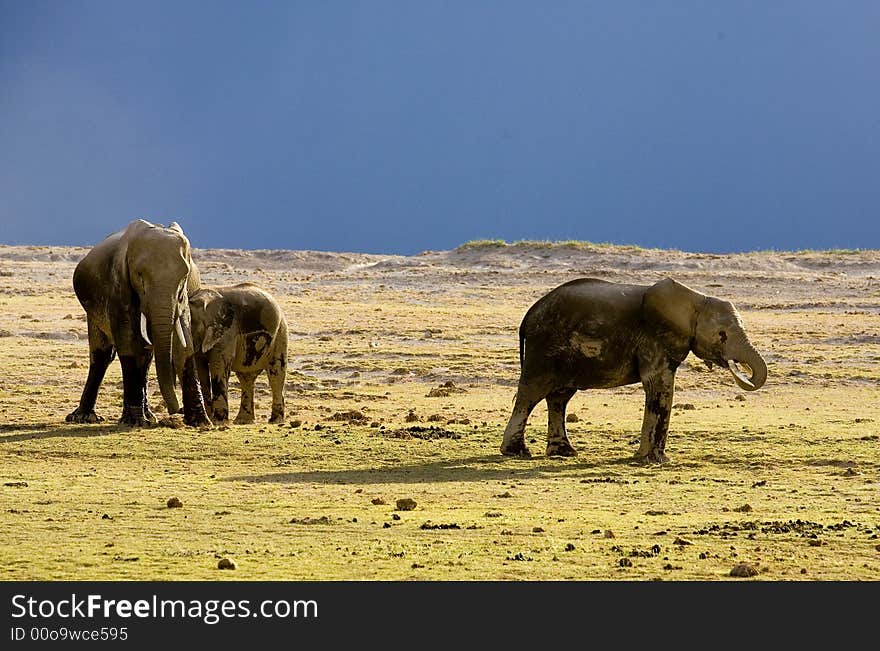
201,324 -> 225,353
201,294 -> 235,353
187,258 -> 202,294
642,278 -> 705,351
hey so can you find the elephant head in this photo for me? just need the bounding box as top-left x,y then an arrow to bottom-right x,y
125,220 -> 199,414
642,278 -> 767,391
188,288 -> 235,354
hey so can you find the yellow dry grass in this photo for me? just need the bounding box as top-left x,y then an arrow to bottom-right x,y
0,243 -> 878,580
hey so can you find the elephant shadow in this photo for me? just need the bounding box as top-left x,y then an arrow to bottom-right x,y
0,422 -> 122,444
222,453 -> 640,486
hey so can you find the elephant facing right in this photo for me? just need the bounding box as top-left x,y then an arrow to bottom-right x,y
188,283 -> 288,425
500,277 -> 768,462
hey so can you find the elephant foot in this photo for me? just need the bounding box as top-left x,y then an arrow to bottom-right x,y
184,406 -> 212,428
546,440 -> 578,457
234,412 -> 255,425
268,410 -> 285,424
500,439 -> 532,458
143,404 -> 158,424
66,408 -> 103,424
634,449 -> 669,464
211,406 -> 229,423
119,405 -> 151,428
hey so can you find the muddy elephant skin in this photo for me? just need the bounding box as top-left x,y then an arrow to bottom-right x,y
189,283 -> 288,424
500,277 -> 767,462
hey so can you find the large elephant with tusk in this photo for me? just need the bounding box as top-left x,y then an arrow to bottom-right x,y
500,277 -> 767,462
66,219 -> 211,427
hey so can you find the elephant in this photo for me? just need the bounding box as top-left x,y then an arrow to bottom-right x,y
499,277 -> 767,462
66,219 -> 211,427
188,283 -> 288,424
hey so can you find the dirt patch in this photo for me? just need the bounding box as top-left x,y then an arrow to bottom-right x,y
329,410 -> 369,424
386,425 -> 461,440
395,498 -> 417,511
426,381 -> 468,397
729,563 -> 759,578
289,516 -> 333,525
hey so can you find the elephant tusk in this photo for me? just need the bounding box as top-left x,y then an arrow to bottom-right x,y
140,313 -> 152,346
727,359 -> 755,388
175,317 -> 187,350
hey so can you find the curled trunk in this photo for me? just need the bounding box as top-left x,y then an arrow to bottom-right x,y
725,334 -> 767,391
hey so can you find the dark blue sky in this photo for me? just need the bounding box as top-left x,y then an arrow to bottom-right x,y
1,1 -> 878,254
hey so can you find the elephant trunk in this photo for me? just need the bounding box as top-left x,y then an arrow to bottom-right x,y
151,300 -> 181,414
725,333 -> 767,391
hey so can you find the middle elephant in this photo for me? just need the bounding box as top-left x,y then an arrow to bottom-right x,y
188,283 -> 288,424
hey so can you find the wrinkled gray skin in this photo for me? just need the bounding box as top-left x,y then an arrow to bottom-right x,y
66,219 -> 211,427
189,283 -> 288,425
500,277 -> 767,463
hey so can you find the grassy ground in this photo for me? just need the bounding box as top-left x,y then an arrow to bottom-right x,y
1,244 -> 878,580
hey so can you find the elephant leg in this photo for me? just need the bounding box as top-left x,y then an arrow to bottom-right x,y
636,368 -> 675,463
545,388 -> 578,457
66,322 -> 115,424
266,347 -> 286,424
500,380 -> 551,458
208,354 -> 231,424
181,355 -> 211,427
195,354 -> 211,409
118,354 -> 151,427
234,371 -> 258,424
140,350 -> 158,424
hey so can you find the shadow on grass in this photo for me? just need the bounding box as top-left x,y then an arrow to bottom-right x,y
223,453 -> 640,485
0,422 -> 122,443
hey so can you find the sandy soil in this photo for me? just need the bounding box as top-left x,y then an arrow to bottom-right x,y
0,241 -> 878,580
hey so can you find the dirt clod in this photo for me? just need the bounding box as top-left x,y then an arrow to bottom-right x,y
673,537 -> 692,546
405,410 -> 420,423
566,413 -> 579,423
157,415 -> 186,429
729,563 -> 759,577
371,498 -> 386,505
506,552 -> 532,561
289,516 -> 332,525
330,410 -> 368,423
395,498 -> 417,511
387,425 -> 460,440
166,497 -> 183,508
426,381 -> 467,397
217,557 -> 236,570
420,522 -> 460,530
